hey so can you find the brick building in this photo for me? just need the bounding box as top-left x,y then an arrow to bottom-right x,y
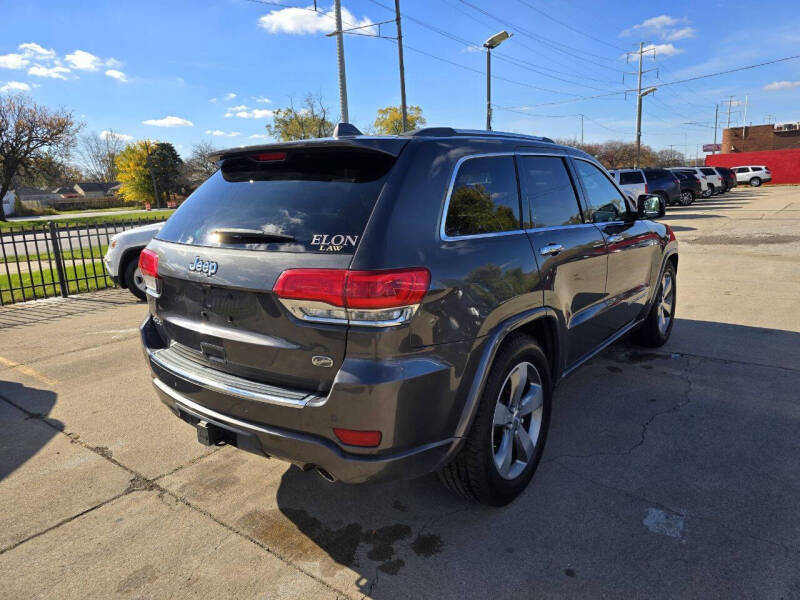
706,122 -> 800,184
721,122 -> 800,153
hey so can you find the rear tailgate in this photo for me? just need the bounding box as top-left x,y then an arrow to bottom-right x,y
146,140 -> 406,394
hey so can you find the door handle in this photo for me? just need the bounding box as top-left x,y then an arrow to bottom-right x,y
539,243 -> 564,256
606,234 -> 623,243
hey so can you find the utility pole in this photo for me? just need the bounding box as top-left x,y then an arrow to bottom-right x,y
579,113 -> 584,144
742,95 -> 748,136
394,0 -> 408,132
333,0 -> 349,123
713,103 -> 719,154
628,42 -> 656,168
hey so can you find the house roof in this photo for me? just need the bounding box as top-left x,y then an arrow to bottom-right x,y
53,186 -> 77,194
15,186 -> 59,198
75,182 -> 107,192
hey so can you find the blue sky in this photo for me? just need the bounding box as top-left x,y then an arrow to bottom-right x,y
2,0 -> 800,160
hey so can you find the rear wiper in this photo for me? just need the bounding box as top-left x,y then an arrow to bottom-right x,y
212,228 -> 296,244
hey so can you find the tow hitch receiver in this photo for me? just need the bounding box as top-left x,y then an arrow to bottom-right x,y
196,419 -> 228,446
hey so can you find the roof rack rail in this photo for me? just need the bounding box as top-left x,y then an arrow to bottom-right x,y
402,127 -> 554,143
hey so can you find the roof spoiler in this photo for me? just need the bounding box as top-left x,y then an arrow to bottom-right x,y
332,122 -> 362,137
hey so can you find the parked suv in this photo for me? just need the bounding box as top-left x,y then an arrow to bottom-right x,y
669,168 -> 711,199
733,165 -> 771,187
609,168 -> 681,207
139,126 -> 678,505
672,171 -> 702,205
714,166 -> 737,191
104,222 -> 163,300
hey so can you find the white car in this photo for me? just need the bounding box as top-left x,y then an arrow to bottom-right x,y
104,222 -> 163,300
608,169 -> 647,200
733,165 -> 772,187
672,167 -> 722,197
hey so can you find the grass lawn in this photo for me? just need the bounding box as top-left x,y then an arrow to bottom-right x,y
1,244 -> 109,265
0,259 -> 113,304
0,210 -> 173,232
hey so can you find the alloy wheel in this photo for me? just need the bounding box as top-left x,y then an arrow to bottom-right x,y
680,191 -> 693,205
491,361 -> 544,480
133,267 -> 146,293
657,270 -> 674,336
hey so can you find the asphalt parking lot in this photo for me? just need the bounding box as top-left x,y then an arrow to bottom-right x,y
1,185 -> 799,599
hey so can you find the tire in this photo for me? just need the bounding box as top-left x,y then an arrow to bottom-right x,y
123,253 -> 147,301
750,177 -> 762,187
634,261 -> 676,347
438,334 -> 552,506
702,187 -> 712,198
678,190 -> 695,206
707,184 -> 715,196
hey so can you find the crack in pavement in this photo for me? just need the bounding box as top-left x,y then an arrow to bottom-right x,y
0,392 -> 357,600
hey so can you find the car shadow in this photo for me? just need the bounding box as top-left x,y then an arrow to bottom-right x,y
270,318 -> 800,598
0,381 -> 61,481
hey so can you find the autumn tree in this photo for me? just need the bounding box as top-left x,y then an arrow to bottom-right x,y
77,130 -> 126,182
0,93 -> 82,220
266,94 -> 334,141
116,140 -> 155,205
373,105 -> 426,134
182,141 -> 218,190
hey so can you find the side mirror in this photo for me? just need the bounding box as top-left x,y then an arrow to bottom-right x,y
638,194 -> 665,219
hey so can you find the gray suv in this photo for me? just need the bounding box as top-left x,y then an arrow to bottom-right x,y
140,126 -> 678,505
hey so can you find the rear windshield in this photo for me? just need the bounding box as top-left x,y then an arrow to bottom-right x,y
619,171 -> 644,185
157,148 -> 395,253
700,168 -> 716,175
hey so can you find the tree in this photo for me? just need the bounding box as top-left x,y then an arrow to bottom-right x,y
0,93 -> 81,220
147,142 -> 182,206
182,141 -> 218,190
266,94 -> 334,141
373,105 -> 426,134
77,131 -> 126,182
116,140 -> 155,205
17,154 -> 83,189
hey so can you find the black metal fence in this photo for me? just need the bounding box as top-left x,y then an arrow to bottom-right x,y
0,217 -> 168,306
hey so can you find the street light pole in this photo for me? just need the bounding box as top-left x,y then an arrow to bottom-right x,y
394,0 -> 408,131
333,0 -> 349,123
483,31 -> 511,131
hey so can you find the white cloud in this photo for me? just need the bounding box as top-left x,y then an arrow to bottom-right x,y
249,133 -> 271,139
229,104 -> 248,111
225,108 -> 274,119
205,130 -> 241,137
0,53 -> 30,69
224,92 -> 237,100
65,50 -> 103,71
28,64 -> 71,79
100,130 -> 133,141
253,96 -> 271,103
105,69 -> 128,82
665,27 -> 696,41
258,5 -> 375,36
643,43 -> 684,57
142,115 -> 194,127
209,97 -> 218,103
0,81 -> 31,92
763,80 -> 800,92
19,42 -> 56,59
621,14 -> 694,42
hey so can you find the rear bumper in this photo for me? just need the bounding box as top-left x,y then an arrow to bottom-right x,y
140,316 -> 468,483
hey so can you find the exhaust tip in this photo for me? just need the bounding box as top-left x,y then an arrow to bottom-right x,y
315,467 -> 336,483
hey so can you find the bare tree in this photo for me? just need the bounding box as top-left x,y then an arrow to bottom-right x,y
77,130 -> 125,182
266,93 -> 334,141
182,140 -> 218,190
0,93 -> 82,220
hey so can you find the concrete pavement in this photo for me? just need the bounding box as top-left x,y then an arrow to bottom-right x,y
0,186 -> 798,599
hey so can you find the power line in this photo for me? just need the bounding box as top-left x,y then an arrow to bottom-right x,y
514,0 -> 628,52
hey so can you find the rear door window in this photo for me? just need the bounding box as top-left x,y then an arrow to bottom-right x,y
619,171 -> 644,185
574,159 -> 630,223
156,148 -> 396,253
444,155 -> 521,238
518,156 -> 583,228
700,168 -> 716,176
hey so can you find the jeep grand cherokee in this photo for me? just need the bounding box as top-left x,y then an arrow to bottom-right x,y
140,125 -> 677,505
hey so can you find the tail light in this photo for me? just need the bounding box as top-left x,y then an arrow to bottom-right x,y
644,183 -> 649,194
138,248 -> 160,295
274,267 -> 430,326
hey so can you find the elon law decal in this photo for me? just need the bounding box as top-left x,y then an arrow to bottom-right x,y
311,234 -> 359,252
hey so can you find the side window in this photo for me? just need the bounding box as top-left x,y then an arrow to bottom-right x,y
573,160 -> 629,223
444,156 -> 521,237
619,171 -> 644,185
700,168 -> 716,176
518,156 -> 583,228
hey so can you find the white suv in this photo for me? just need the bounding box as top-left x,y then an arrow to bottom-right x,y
733,166 -> 771,187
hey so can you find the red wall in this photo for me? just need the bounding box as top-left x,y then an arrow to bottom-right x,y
705,149 -> 800,184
